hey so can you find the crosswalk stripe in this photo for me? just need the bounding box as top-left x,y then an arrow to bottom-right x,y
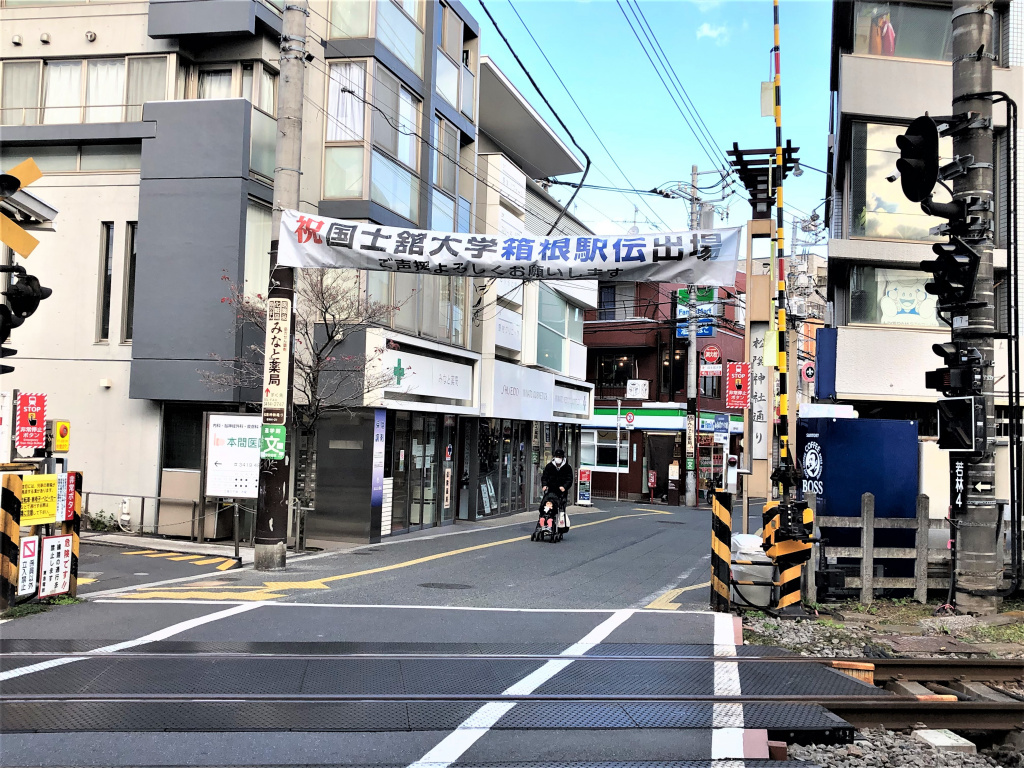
167,555 -> 203,561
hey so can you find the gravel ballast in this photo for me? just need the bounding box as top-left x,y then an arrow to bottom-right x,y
791,729 -> 1022,768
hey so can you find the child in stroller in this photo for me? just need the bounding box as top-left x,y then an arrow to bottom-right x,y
531,489 -> 566,542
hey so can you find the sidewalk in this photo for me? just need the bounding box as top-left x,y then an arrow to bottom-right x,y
80,503 -> 604,567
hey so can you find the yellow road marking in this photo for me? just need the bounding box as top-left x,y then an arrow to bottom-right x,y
77,577 -> 98,585
143,552 -> 178,558
646,581 -> 712,610
122,550 -> 158,556
216,559 -> 240,571
193,557 -> 227,565
167,555 -> 204,562
119,511 -> 672,601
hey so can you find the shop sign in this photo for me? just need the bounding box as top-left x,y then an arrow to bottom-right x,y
489,360 -> 553,421
371,409 -> 386,510
685,414 -> 696,458
553,384 -> 590,416
699,363 -> 722,376
749,321 -> 771,461
668,463 -> 680,480
261,424 -> 286,460
714,414 -> 729,434
261,299 -> 291,425
714,431 -> 729,444
624,379 -> 649,399
38,534 -> 72,598
16,392 -> 46,449
698,416 -> 716,433
698,433 -> 714,447
206,415 -> 261,499
17,535 -> 39,596
382,348 -> 474,403
725,362 -> 751,409
678,286 -> 715,304
495,307 -> 523,352
444,467 -> 452,509
729,415 -> 745,434
578,468 -> 592,503
22,474 -> 59,525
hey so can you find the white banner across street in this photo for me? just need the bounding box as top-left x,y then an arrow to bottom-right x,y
277,209 -> 741,285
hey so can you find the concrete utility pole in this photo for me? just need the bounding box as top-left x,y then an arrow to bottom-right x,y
255,0 -> 308,571
951,0 -> 1000,612
685,164 -> 700,507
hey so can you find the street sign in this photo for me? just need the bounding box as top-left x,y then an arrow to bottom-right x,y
38,534 -> 72,597
714,414 -> 730,433
21,474 -> 59,525
625,411 -> 635,425
677,319 -> 715,338
648,470 -> 657,487
725,362 -> 750,409
802,362 -> 816,382
700,363 -> 722,376
261,298 -> 292,426
578,468 -> 592,504
55,472 -> 76,522
951,458 -> 967,517
206,415 -> 261,498
261,424 -> 286,460
702,345 -> 722,364
53,419 -> 70,453
17,536 -> 39,596
15,392 -> 46,450
678,286 -> 715,304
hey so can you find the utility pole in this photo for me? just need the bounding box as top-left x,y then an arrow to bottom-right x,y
254,0 -> 307,571
685,164 -> 700,507
950,0 -> 999,612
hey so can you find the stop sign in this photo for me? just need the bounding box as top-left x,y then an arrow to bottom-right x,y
702,345 -> 722,364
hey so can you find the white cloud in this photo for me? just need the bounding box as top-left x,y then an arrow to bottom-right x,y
696,22 -> 729,44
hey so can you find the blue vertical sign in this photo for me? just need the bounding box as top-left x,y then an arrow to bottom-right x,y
371,409 -> 386,508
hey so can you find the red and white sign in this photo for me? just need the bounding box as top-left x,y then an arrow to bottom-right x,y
625,411 -> 635,425
702,345 -> 722,364
56,472 -> 76,522
38,534 -> 72,598
802,362 -> 816,382
725,362 -> 751,409
17,536 -> 39,596
579,469 -> 591,483
648,470 -> 657,487
700,363 -> 722,377
15,392 -> 47,449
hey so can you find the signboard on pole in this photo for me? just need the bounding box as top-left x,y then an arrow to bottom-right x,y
725,362 -> 751,409
38,534 -> 72,597
951,458 -> 967,517
702,345 -> 722,364
55,472 -> 76,522
53,420 -> 70,453
21,474 -> 59,525
371,408 -> 386,513
700,364 -> 722,376
261,298 -> 292,426
17,536 -> 39,596
577,468 -> 592,505
15,392 -> 46,450
206,415 -> 261,498
278,210 -> 743,286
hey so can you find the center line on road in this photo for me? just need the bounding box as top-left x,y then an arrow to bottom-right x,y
0,603 -> 263,682
405,609 -> 636,768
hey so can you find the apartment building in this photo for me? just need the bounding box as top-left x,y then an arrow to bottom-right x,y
820,0 -> 1021,505
0,0 -> 592,544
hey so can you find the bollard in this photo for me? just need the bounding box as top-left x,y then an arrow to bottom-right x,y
860,492 -> 875,605
233,502 -> 240,560
709,489 -> 733,612
1,474 -> 23,611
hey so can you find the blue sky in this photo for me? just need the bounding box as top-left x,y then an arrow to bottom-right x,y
462,0 -> 832,247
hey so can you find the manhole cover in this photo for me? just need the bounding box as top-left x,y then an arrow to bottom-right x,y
418,583 -> 473,590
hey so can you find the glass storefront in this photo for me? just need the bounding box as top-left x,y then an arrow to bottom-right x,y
388,411 -> 458,533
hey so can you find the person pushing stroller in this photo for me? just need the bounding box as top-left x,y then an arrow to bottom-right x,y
538,448 -> 573,534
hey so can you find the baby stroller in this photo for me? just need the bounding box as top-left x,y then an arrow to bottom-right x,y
531,490 -> 570,543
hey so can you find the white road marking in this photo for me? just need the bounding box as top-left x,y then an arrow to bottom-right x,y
0,603 -> 262,681
634,554 -> 712,608
711,611 -> 746,758
405,609 -> 636,768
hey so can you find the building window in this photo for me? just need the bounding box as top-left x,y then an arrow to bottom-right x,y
700,375 -> 721,399
431,190 -> 456,230
852,2 -> 952,62
457,196 -> 472,233
434,115 -> 458,196
435,50 -> 459,108
85,59 -> 125,123
374,66 -> 419,170
849,265 -> 941,328
1,60 -> 42,126
1,143 -> 140,173
596,353 -> 635,387
597,281 -> 635,320
849,122 -> 952,241
581,430 -> 627,468
329,0 -> 370,38
122,222 -> 138,342
537,284 -> 566,372
97,222 -> 114,342
324,61 -> 366,199
197,68 -> 233,99
244,200 -> 273,297
126,57 -> 168,121
377,0 -> 425,78
371,150 -> 420,222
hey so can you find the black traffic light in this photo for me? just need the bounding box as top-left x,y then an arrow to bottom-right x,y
937,396 -> 985,453
0,344 -> 15,375
4,271 -> 52,320
896,115 -> 940,203
921,236 -> 980,308
927,342 -> 984,396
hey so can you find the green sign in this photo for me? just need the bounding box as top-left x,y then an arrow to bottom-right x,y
678,286 -> 714,304
261,424 -> 287,460
686,457 -> 696,471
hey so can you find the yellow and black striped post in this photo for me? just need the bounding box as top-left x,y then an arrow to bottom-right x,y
710,489 -> 733,612
762,499 -> 813,610
1,474 -> 23,610
60,472 -> 82,598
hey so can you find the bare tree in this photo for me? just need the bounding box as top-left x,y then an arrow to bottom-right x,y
203,268 -> 397,508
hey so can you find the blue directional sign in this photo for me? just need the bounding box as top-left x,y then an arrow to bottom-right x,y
677,319 -> 715,338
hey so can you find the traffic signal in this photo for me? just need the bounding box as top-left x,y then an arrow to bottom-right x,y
937,396 -> 985,453
927,341 -> 984,396
896,116 -> 940,203
4,271 -> 51,320
0,344 -> 15,375
920,236 -> 980,308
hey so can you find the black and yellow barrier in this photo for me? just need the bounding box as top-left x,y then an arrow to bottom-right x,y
1,474 -> 23,610
762,498 -> 814,611
709,489 -> 733,612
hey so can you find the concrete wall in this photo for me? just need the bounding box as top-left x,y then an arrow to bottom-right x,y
828,237 -> 1007,270
834,325 -> 950,401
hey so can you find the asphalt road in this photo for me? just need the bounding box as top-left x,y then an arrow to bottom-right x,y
0,500 -> 867,768
74,542 -> 242,595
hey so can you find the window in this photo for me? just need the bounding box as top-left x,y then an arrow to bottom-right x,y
256,67 -> 276,114
43,60 -> 82,124
597,281 -> 634,320
324,61 -> 366,199
460,64 -> 475,119
849,265 -> 941,328
125,57 -> 167,121
853,2 -> 953,62
244,201 -> 273,297
80,143 -> 140,171
377,0 -> 424,78
122,222 -> 137,342
1,143 -> 140,172
450,277 -> 466,346
431,191 -> 455,230
700,375 -> 721,399
328,0 -> 370,37
85,58 -> 125,123
434,116 -> 458,195
373,66 -> 418,170
581,430 -> 628,468
537,284 -> 566,371
850,122 -> 952,241
435,50 -> 459,108
2,60 -> 41,125
97,222 -> 114,341
596,353 -> 635,387
442,4 -> 462,58
457,197 -> 472,233
198,68 -> 232,99
371,150 -> 419,221
568,305 -> 583,343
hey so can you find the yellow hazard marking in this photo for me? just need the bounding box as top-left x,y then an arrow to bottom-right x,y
167,555 -> 204,562
215,559 -> 239,571
143,552 -> 178,558
77,577 -> 98,585
118,511 -> 672,602
123,550 -> 238,570
646,581 -> 713,610
192,557 -> 227,565
123,550 -> 158,555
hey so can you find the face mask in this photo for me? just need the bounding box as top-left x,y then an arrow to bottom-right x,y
553,458 -> 563,467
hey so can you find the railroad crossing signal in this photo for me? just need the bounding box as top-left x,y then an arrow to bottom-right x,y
896,116 -> 940,203
926,342 -> 984,396
921,236 -> 981,309
937,396 -> 986,454
0,158 -> 43,257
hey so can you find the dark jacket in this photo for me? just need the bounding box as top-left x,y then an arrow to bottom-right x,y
541,461 -> 574,494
